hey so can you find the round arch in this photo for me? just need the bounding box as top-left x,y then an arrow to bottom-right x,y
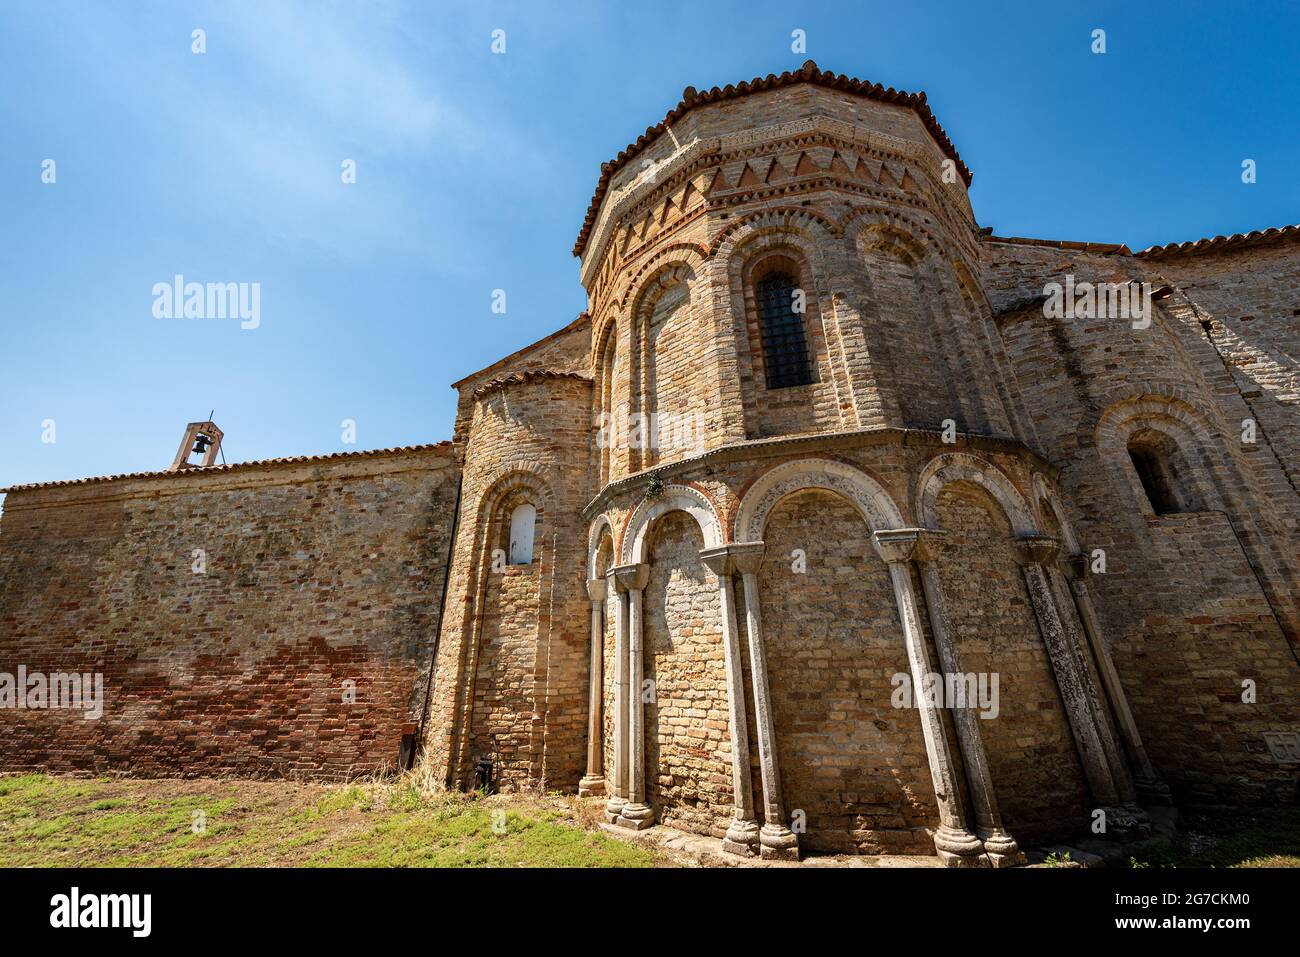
620,484 -> 724,565
915,452 -> 1038,536
733,457 -> 906,542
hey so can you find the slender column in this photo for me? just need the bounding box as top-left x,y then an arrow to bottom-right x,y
872,529 -> 985,867
913,531 -> 1023,867
613,563 -> 653,829
602,577 -> 629,823
1013,536 -> 1127,811
579,577 -> 607,797
1065,553 -> 1171,804
698,545 -> 761,855
733,542 -> 800,861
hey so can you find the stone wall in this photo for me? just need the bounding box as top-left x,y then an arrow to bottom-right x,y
0,446 -> 458,779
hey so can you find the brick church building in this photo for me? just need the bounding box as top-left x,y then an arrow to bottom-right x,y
2,63 -> 1297,864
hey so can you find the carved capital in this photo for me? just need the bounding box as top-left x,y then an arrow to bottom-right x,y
1011,535 -> 1061,567
697,545 -> 734,577
586,578 -> 608,602
871,528 -> 946,565
1065,552 -> 1090,582
729,542 -> 766,576
610,562 -> 650,593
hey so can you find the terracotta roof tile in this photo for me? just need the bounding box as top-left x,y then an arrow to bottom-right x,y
0,443 -> 453,494
573,60 -> 972,258
470,370 -> 593,401
1136,223 -> 1300,258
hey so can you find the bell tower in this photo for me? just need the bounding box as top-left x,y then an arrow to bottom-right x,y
169,420 -> 224,470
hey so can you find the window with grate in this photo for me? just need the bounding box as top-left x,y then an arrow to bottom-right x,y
755,272 -> 814,389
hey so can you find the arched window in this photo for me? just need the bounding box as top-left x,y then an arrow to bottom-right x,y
1127,429 -> 1194,515
755,271 -> 814,389
508,503 -> 536,565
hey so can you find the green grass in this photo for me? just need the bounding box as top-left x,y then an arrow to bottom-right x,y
0,773 -> 655,868
1128,806 -> 1300,868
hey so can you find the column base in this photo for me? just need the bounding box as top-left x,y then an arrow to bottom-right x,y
933,824 -> 988,867
721,818 -> 761,856
615,802 -> 655,831
603,796 -> 627,825
758,824 -> 800,861
1101,804 -> 1153,839
978,828 -> 1025,868
578,775 -> 605,798
1135,773 -> 1174,806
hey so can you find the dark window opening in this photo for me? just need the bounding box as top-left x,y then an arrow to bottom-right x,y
1127,430 -> 1194,515
755,272 -> 814,389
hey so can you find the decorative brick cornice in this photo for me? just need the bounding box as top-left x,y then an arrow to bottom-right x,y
574,60 -> 973,260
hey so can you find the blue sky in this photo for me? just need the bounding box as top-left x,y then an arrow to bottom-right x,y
2,0 -> 1297,496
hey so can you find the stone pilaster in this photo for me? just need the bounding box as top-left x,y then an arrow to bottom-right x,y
1066,554 -> 1172,805
732,542 -> 800,861
1012,536 -> 1130,816
579,577 -> 607,797
603,575 -> 629,823
699,545 -> 761,855
872,528 -> 986,867
913,531 -> 1023,867
611,562 -> 654,830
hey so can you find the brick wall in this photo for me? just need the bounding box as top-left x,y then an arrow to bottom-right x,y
0,446 -> 458,779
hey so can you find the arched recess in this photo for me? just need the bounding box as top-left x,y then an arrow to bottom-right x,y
591,316 -> 624,487
1031,472 -> 1082,556
722,226 -> 845,439
627,261 -> 703,470
924,471 -> 1091,843
851,216 -> 968,432
586,514 -> 618,784
452,466 -> 558,791
734,457 -> 905,541
733,457 -> 928,853
621,483 -> 723,565
915,452 -> 1038,537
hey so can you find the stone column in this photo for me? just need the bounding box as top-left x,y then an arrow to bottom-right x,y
612,562 -> 653,830
1066,553 -> 1171,805
912,531 -> 1023,867
698,545 -> 761,856
1013,536 -> 1127,811
872,529 -> 985,867
602,576 -> 629,823
732,542 -> 800,861
579,577 -> 607,797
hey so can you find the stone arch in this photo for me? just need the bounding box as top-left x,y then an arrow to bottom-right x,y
734,457 -> 906,541
708,207 -> 841,260
616,244 -> 709,312
915,452 -> 1038,536
1094,393 -> 1226,516
587,513 -> 615,579
620,483 -> 723,565
840,205 -> 949,261
1032,472 -> 1081,556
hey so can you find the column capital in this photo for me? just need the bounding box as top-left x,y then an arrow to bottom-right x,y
1064,551 -> 1090,581
697,545 -> 734,577
610,562 -> 650,592
871,527 -> 947,565
586,577 -> 608,602
1011,535 -> 1062,567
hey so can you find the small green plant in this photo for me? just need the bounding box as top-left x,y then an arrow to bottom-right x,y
645,475 -> 665,500
1043,851 -> 1073,867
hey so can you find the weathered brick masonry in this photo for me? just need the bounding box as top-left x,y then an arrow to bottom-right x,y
0,446 -> 457,778
2,62 -> 1296,863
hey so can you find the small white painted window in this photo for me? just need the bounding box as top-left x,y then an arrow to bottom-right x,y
508,503 -> 536,565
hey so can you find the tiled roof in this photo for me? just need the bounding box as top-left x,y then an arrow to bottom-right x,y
0,443 -> 453,494
982,234 -> 1132,255
1136,223 -> 1300,258
573,60 -> 972,258
471,370 -> 592,401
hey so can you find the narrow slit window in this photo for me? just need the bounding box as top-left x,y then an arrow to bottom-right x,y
755,272 -> 814,389
1127,433 -> 1185,515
